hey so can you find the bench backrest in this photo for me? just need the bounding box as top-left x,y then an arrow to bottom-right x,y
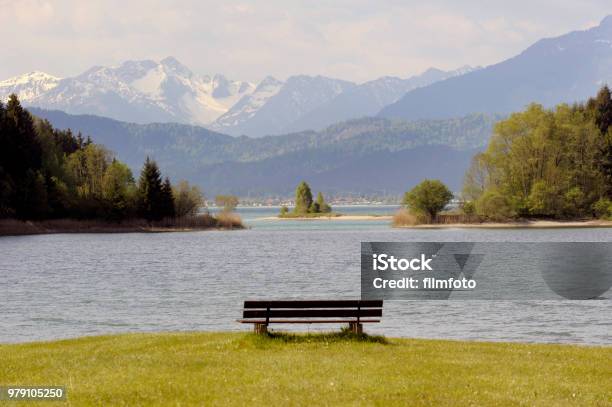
242,300 -> 383,322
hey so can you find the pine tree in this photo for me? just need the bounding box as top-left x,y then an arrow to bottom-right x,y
591,86 -> 612,197
594,85 -> 612,135
294,181 -> 313,214
160,177 -> 176,219
316,192 -> 331,213
137,157 -> 163,221
4,94 -> 46,218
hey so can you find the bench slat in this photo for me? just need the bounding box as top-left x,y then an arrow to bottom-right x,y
237,319 -> 381,324
243,300 -> 382,309
243,308 -> 382,319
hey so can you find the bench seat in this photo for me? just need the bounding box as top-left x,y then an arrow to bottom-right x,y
238,300 -> 383,334
237,319 -> 381,324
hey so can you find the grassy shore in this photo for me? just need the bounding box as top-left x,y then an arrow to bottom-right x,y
392,208 -> 612,229
0,213 -> 244,236
1,332 -> 610,406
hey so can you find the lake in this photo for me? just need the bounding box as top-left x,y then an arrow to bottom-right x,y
1,206 -> 611,345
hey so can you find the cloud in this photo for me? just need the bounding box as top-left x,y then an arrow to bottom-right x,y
0,0 -> 610,82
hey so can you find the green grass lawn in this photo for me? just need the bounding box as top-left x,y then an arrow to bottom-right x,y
0,331 -> 610,406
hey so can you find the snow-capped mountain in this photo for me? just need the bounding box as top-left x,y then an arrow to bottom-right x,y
0,57 -> 480,136
213,76 -> 284,129
0,71 -> 61,101
0,57 -> 254,125
211,75 -> 356,136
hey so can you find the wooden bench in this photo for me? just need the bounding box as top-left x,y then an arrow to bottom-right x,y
237,300 -> 383,334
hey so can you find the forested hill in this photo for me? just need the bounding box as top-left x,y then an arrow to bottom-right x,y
30,108 -> 501,196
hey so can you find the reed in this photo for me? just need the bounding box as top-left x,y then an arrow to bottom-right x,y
391,208 -> 423,226
0,213 -> 244,236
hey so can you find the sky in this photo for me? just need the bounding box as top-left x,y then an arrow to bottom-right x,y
2,0 -> 611,83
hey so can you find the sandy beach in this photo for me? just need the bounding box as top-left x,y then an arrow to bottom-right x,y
397,219 -> 612,229
257,215 -> 612,228
257,215 -> 393,221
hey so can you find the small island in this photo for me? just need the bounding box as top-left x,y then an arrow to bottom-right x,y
278,181 -> 337,218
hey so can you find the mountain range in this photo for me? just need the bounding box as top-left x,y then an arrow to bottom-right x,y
379,16 -> 612,120
0,58 -> 477,137
4,17 -> 612,138
30,108 -> 500,196
4,16 -> 612,196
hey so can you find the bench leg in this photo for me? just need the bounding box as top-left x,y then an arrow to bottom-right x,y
254,323 -> 268,334
349,322 -> 363,334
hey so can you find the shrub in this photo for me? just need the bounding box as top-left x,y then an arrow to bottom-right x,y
174,180 -> 204,218
461,201 -> 476,215
476,190 -> 514,221
593,198 -> 612,219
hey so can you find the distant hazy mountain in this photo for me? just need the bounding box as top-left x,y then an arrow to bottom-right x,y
379,16 -> 612,120
211,75 -> 356,137
0,57 -> 254,125
285,66 -> 479,133
31,108 -> 500,195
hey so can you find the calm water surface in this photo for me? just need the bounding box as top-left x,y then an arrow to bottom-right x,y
1,206 -> 610,344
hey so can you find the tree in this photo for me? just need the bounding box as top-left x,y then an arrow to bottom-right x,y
18,169 -> 48,219
1,94 -> 45,218
160,177 -> 176,218
316,192 -> 331,213
102,160 -> 136,220
462,90 -> 612,219
137,157 -> 163,221
174,180 -> 203,217
403,179 -> 453,221
215,195 -> 238,212
66,144 -> 112,200
593,85 -> 612,135
294,181 -> 313,214
590,86 -> 612,197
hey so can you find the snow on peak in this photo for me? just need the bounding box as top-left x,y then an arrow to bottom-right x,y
0,71 -> 61,102
0,58 -> 258,125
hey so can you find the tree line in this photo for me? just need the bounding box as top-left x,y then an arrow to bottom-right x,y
0,95 -> 202,221
462,86 -> 612,220
398,86 -> 612,225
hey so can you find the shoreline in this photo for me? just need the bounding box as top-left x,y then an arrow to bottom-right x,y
258,215 -> 612,228
0,217 -> 244,237
396,219 -> 612,229
258,214 -> 393,221
3,330 -> 609,347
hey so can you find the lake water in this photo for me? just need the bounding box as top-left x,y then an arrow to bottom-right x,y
1,206 -> 611,345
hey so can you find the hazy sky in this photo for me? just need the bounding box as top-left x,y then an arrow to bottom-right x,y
2,0 -> 611,83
